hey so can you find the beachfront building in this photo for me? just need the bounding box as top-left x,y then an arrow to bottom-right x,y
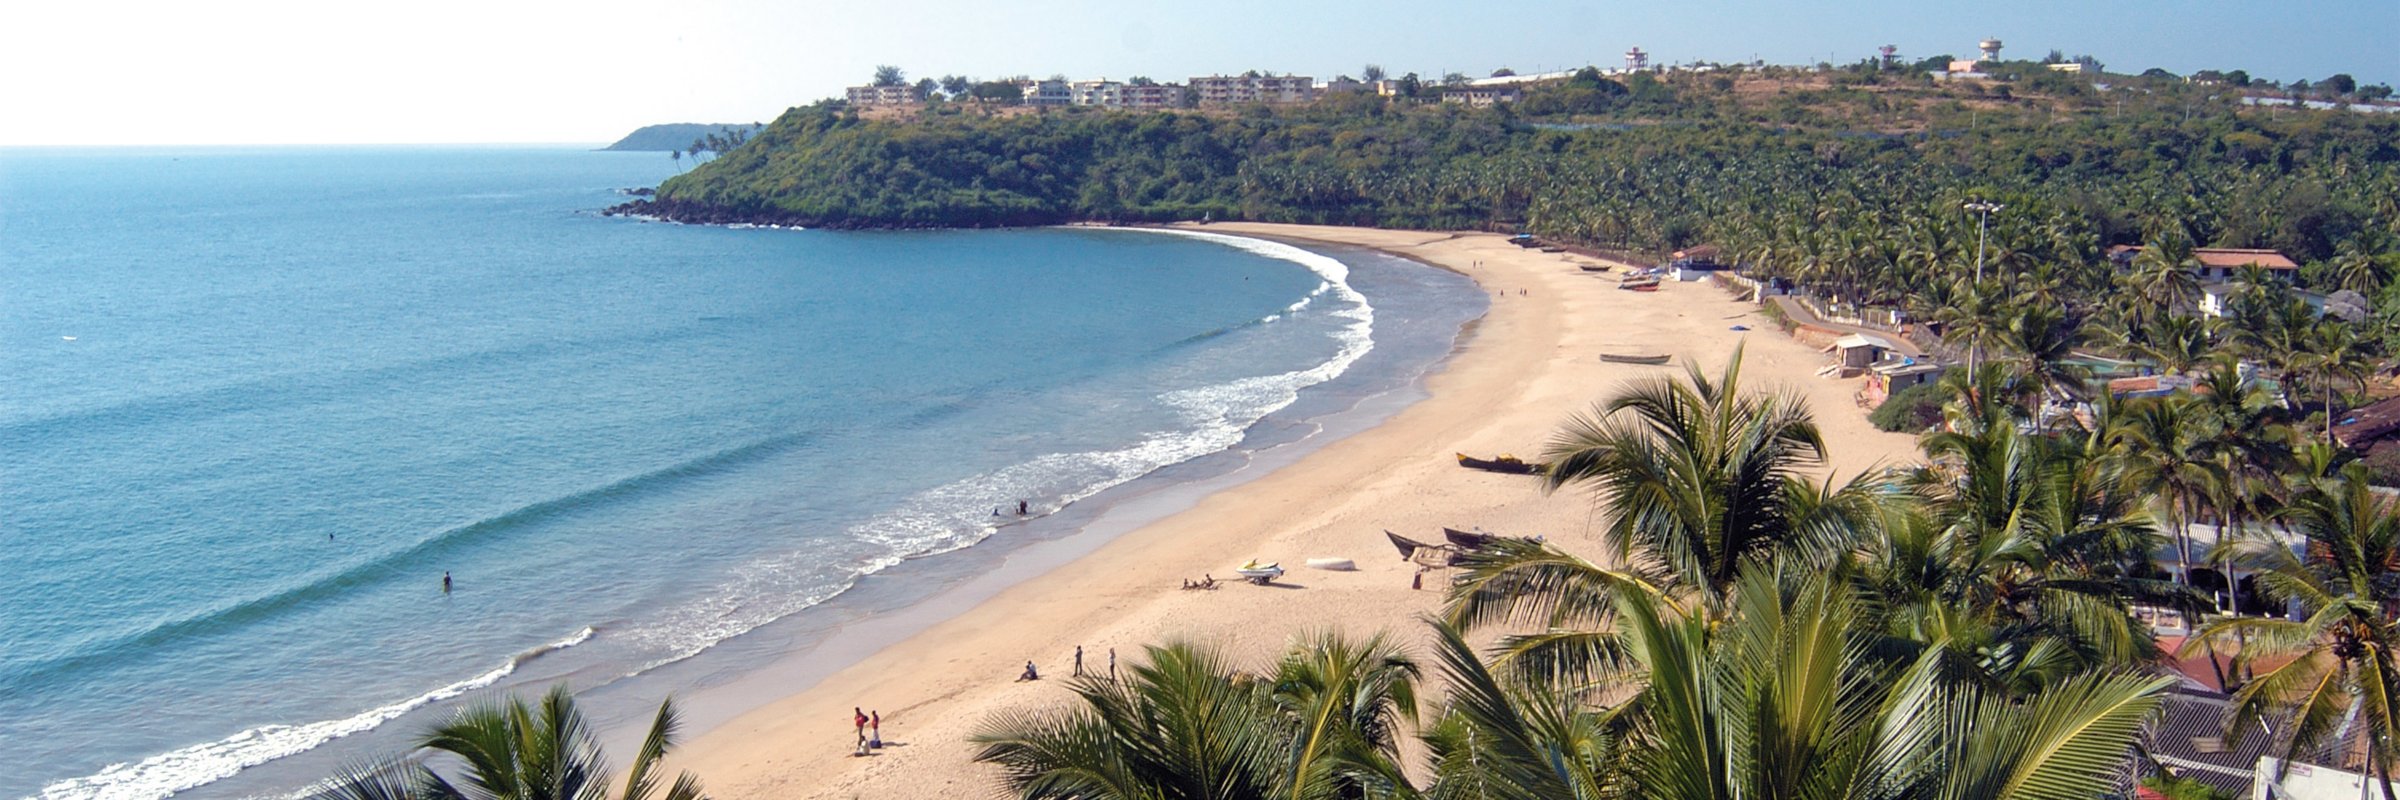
1021,79 -> 1073,107
845,85 -> 919,106
1441,86 -> 1521,107
1189,74 -> 1316,105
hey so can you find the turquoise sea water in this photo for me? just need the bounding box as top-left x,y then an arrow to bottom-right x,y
0,147 -> 1482,798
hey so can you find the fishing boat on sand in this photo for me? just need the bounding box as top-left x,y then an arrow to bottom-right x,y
1443,527 -> 1542,549
1600,353 -> 1672,365
1619,280 -> 1660,291
1578,264 -> 1610,272
1456,453 -> 1541,474
1386,530 -> 1460,567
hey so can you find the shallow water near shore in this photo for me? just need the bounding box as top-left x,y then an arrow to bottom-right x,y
0,147 -> 1482,798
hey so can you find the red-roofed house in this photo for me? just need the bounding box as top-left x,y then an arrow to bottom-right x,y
2191,247 -> 2299,282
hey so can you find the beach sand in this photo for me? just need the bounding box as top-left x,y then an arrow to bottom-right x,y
667,224 -> 1923,797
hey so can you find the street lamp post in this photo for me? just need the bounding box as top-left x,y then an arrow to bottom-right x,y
1962,200 -> 2003,384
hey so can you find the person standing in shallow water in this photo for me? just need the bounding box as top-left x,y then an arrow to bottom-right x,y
442,572 -> 451,593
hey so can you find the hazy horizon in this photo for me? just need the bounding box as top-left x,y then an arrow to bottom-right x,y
4,0 -> 2392,146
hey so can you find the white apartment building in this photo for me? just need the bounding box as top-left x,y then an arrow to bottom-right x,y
1069,80 -> 1124,107
845,85 -> 919,105
1021,79 -> 1073,106
1188,74 -> 1316,104
1121,83 -> 1183,109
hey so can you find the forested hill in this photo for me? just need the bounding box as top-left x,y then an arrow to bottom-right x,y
601,122 -> 763,151
617,67 -> 2398,268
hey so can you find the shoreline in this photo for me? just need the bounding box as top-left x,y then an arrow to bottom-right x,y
662,223 -> 1924,798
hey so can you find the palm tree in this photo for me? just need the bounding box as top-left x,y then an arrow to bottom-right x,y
2130,234 -> 2203,312
2293,322 -> 2376,444
1894,403 -> 2187,680
2189,466 -> 2400,797
1936,281 -> 2012,384
312,685 -> 706,800
2130,314 -> 2216,377
972,635 -> 1420,800
1996,303 -> 2090,428
2107,394 -> 2229,587
1432,564 -> 2174,800
1536,347 -> 1875,602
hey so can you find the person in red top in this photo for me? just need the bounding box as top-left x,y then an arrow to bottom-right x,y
854,707 -> 868,738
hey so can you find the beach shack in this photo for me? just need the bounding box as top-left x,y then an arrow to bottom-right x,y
1669,244 -> 1723,281
1861,358 -> 1945,406
1824,332 -> 1902,374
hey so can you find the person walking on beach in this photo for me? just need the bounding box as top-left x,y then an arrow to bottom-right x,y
1017,500 -> 1029,515
869,710 -> 882,748
1108,648 -> 1117,681
854,707 -> 868,739
1073,645 -> 1085,677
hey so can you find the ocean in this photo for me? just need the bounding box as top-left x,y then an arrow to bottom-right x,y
0,146 -> 1483,798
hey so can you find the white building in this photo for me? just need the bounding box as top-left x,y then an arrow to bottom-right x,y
845,85 -> 918,105
1021,79 -> 1073,106
1189,74 -> 1315,105
1441,86 -> 1521,107
1069,80 -> 1124,107
1122,83 -> 1184,109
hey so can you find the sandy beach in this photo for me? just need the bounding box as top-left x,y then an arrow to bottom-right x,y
668,223 -> 1924,798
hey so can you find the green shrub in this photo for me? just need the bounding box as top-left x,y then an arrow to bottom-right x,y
1869,383 -> 1947,432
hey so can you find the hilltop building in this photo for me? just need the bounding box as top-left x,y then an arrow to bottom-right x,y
1022,79 -> 1073,107
1189,74 -> 1315,105
1121,83 -> 1184,109
1441,85 -> 1521,107
845,84 -> 919,106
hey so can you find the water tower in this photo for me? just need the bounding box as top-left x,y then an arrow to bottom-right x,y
1625,46 -> 1649,71
1879,45 -> 1899,67
1978,38 -> 2003,61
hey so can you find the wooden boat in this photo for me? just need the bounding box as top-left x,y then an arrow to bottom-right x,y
1456,453 -> 1540,475
1539,246 -> 1567,253
1578,264 -> 1611,272
1600,353 -> 1672,365
1388,530 -> 1460,567
1236,561 -> 1285,584
1623,282 -> 1660,292
1442,527 -> 1497,549
1443,527 -> 1540,549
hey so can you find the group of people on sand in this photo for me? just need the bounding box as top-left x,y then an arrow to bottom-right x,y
1014,644 -> 1116,684
1179,574 -> 1217,590
851,707 -> 883,756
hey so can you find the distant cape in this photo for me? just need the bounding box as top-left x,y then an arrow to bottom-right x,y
601,123 -> 764,152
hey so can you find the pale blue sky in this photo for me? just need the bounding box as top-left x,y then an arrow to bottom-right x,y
2,0 -> 2390,145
